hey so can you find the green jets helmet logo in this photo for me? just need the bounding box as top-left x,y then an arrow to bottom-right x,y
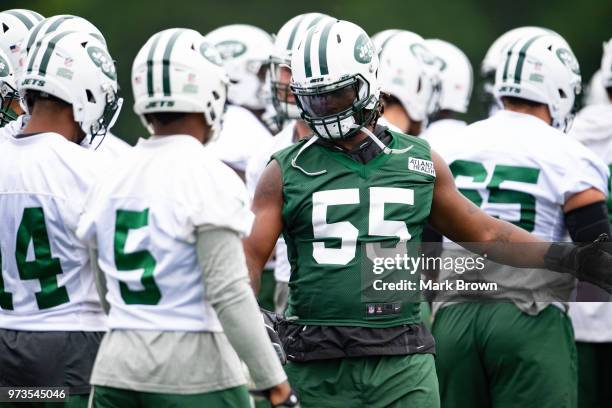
87,46 -> 116,80
215,40 -> 247,60
410,43 -> 435,65
0,55 -> 9,77
556,48 -> 580,75
200,42 -> 223,66
354,34 -> 373,64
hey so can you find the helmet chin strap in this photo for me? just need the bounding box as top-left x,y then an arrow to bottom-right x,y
355,125 -> 414,154
291,135 -> 327,176
290,124 -> 415,177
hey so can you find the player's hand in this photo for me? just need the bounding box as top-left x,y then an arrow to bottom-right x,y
268,381 -> 300,407
545,234 -> 612,294
261,308 -> 287,365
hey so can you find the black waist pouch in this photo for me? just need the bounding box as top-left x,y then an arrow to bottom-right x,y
277,321 -> 435,362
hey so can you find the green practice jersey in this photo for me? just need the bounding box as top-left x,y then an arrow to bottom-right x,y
272,130 -> 436,328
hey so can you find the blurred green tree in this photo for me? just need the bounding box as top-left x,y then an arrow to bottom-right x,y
4,0 -> 611,143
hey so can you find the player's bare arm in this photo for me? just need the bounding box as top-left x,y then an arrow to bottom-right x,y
429,149 -> 548,268
244,159 -> 284,294
564,187 -> 606,212
429,149 -> 612,290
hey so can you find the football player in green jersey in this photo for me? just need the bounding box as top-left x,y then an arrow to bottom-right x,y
243,19 -> 612,408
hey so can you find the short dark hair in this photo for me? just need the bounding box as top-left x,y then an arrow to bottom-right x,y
144,112 -> 188,125
501,96 -> 545,108
23,90 -> 70,112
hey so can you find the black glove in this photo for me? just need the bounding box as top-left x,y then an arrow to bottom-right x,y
545,234 -> 612,294
261,308 -> 287,365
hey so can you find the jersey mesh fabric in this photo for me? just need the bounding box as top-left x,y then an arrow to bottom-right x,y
0,132 -> 106,331
272,130 -> 435,327
77,135 -> 253,331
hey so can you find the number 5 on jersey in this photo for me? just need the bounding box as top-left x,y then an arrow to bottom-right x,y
449,160 -> 540,232
114,209 -> 161,305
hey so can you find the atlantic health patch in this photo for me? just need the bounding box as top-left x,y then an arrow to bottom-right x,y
408,157 -> 436,177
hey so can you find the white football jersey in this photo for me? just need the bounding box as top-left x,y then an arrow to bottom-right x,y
0,132 -> 106,331
420,118 -> 467,150
246,121 -> 295,199
77,135 -> 254,332
435,110 -> 609,241
433,110 -> 608,312
570,104 -> 612,175
569,302 -> 612,342
0,115 -> 28,143
204,104 -> 273,172
245,123 -> 297,283
568,103 -> 612,342
96,132 -> 131,161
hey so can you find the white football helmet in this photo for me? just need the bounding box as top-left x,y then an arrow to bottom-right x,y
291,19 -> 379,140
370,29 -> 401,52
0,9 -> 44,113
481,26 -> 555,115
132,28 -> 229,141
375,30 -> 440,122
24,15 -> 106,55
206,24 -> 273,111
270,12 -> 333,121
20,31 -> 122,145
20,15 -> 108,111
601,38 -> 612,89
427,39 -> 473,114
481,27 -> 555,78
0,9 -> 44,69
495,33 -> 581,132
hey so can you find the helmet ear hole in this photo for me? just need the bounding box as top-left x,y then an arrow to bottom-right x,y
2,23 -> 8,33
558,89 -> 567,98
86,89 -> 96,103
